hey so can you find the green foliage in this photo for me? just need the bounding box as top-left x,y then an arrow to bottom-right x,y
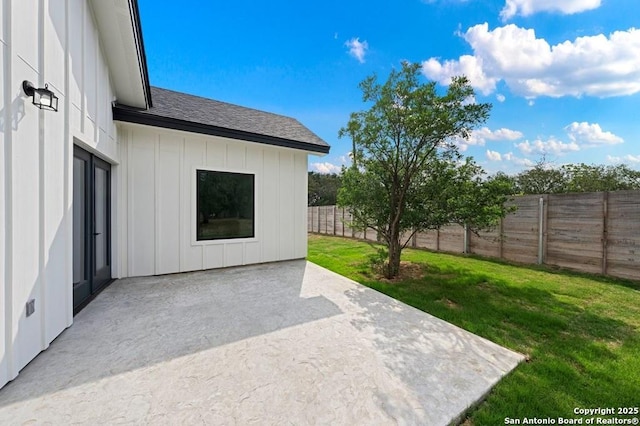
308,172 -> 342,206
338,62 -> 512,277
511,160 -> 640,195
309,235 -> 640,424
562,163 -> 640,192
367,246 -> 389,276
515,160 -> 567,194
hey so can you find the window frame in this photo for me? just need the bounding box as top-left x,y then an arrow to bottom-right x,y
192,166 -> 257,244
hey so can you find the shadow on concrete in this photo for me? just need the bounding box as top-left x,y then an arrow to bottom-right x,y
0,260 -> 341,406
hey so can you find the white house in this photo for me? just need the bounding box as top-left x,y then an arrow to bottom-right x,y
0,0 -> 329,389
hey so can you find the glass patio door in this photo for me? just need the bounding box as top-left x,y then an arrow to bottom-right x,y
73,146 -> 111,314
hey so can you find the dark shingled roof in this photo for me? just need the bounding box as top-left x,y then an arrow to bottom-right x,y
113,87 -> 330,154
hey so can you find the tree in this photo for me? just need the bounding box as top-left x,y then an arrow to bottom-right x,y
308,172 -> 342,206
562,163 -> 640,193
515,159 -> 567,194
487,171 -> 518,195
338,62 -> 513,278
514,161 -> 640,195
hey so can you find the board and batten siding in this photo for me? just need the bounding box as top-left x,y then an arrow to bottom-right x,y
117,123 -> 308,277
1,0 -> 119,387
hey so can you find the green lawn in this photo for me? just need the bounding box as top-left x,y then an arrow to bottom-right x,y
308,234 -> 640,425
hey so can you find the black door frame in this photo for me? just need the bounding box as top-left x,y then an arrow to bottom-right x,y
73,145 -> 112,314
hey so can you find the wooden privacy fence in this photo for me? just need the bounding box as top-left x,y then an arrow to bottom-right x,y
308,190 -> 640,281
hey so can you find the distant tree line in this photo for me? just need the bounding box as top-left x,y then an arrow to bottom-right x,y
309,162 -> 640,206
498,162 -> 640,195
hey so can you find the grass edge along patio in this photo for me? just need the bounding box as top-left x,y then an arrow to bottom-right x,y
308,234 -> 640,425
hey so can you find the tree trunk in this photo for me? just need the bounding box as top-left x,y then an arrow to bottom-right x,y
386,227 -> 402,278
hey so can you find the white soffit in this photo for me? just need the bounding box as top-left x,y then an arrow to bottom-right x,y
89,0 -> 149,108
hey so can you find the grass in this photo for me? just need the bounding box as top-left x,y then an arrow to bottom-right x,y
308,234 -> 640,425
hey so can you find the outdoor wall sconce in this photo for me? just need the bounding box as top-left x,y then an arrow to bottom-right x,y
22,80 -> 59,112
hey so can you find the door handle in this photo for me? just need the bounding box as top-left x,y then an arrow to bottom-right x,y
93,232 -> 101,236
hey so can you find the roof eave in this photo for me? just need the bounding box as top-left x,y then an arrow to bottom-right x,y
113,106 -> 330,154
90,0 -> 152,109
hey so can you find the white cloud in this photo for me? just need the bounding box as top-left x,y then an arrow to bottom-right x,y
339,152 -> 353,165
500,152 -> 535,167
469,127 -> 523,145
486,150 -> 502,161
480,127 -> 524,141
462,95 -> 477,105
565,122 -> 623,146
496,94 -> 506,102
501,0 -> 601,21
452,126 -> 523,151
512,123 -> 624,158
345,38 -> 369,63
607,154 -> 640,164
422,55 -> 498,95
516,137 -> 581,156
422,23 -> 640,98
311,162 -> 342,174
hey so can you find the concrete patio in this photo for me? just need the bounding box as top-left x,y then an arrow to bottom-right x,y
0,260 -> 523,425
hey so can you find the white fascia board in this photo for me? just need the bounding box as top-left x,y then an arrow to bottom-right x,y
89,0 -> 149,109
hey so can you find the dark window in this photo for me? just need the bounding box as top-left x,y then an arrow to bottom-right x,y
197,170 -> 255,240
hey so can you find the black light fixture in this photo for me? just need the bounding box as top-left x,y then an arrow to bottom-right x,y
22,80 -> 59,112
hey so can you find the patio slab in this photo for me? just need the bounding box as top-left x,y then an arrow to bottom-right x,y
0,260 -> 523,425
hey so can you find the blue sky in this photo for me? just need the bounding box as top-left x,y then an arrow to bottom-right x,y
138,0 -> 640,175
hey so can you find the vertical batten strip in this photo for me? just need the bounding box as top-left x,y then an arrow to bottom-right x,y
126,129 -> 134,277
178,137 -> 184,272
154,133 -> 160,275
63,0 -> 72,324
38,0 -> 47,350
2,0 -> 15,383
93,23 -> 98,143
79,0 -> 85,133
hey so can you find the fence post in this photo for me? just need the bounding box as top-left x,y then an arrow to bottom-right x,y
323,206 -> 327,234
342,207 -> 345,237
313,207 -> 317,233
324,206 -> 327,234
463,224 -> 469,254
602,191 -> 609,275
537,197 -> 544,264
350,210 -> 355,238
412,230 -> 417,248
543,194 -> 549,263
499,216 -> 504,259
317,206 -> 321,234
333,206 -> 337,235
436,229 -> 440,251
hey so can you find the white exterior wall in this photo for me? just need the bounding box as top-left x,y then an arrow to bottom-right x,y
118,123 -> 309,277
1,0 -> 118,387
